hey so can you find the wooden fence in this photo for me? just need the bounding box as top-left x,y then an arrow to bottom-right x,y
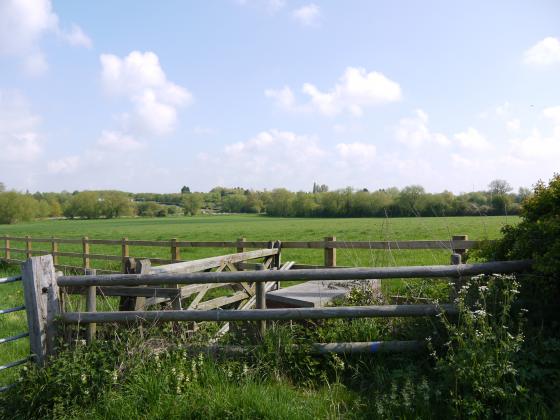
18,254 -> 531,365
1,234 -> 479,272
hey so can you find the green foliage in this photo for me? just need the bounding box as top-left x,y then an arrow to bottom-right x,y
480,173 -> 560,310
0,192 -> 38,224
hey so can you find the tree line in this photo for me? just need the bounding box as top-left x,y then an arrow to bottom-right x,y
0,179 -> 528,224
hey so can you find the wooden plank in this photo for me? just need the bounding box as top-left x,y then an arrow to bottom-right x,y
281,239 -> 481,250
196,292 -> 250,310
22,255 -> 60,366
149,248 -> 279,275
62,304 -> 459,324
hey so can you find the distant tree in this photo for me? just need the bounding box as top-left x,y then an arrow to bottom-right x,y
0,192 -> 38,224
517,187 -> 532,202
182,193 -> 203,216
397,185 -> 426,215
0,182 -> 6,192
99,191 -> 135,218
181,186 -> 191,194
488,179 -> 513,195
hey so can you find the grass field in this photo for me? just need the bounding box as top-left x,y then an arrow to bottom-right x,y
0,214 -> 518,391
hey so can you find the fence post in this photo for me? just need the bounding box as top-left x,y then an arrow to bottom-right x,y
255,263 -> 266,337
85,268 -> 97,343
4,235 -> 10,261
324,236 -> 336,267
25,235 -> 32,259
82,236 -> 90,270
22,255 -> 60,366
121,237 -> 129,272
171,238 -> 180,262
236,237 -> 246,270
51,238 -> 58,266
452,235 -> 469,260
450,253 -> 462,298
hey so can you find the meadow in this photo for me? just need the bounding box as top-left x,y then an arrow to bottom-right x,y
0,214 -> 516,391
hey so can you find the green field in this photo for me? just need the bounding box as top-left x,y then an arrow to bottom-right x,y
0,214 -> 517,269
0,214 -> 517,391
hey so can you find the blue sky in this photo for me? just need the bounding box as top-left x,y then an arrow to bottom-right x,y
1,0 -> 559,193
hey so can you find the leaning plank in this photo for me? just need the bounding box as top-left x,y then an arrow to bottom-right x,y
149,248 -> 279,275
61,304 -> 458,324
196,292 -> 250,310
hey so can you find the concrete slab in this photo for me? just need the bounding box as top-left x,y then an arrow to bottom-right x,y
266,279 -> 379,308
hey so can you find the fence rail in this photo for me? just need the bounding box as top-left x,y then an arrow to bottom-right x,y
0,275 -> 29,392
2,234 -> 484,273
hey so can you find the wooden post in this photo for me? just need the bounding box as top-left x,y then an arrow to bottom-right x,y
25,235 -> 32,259
85,268 -> 97,343
324,236 -> 336,267
51,238 -> 58,266
236,237 -> 246,271
255,263 -> 266,337
450,253 -> 462,298
4,235 -> 10,261
82,236 -> 90,270
452,235 -> 469,260
22,255 -> 60,366
121,237 -> 129,272
171,238 -> 180,262
237,237 -> 246,254
119,258 -> 136,311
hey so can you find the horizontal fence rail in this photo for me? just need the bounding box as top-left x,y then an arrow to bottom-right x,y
2,234 -> 485,273
61,304 -> 459,324
0,305 -> 26,315
0,275 -> 22,284
0,332 -> 30,345
57,260 -> 532,288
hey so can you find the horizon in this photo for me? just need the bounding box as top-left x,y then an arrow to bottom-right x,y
1,1 -> 559,194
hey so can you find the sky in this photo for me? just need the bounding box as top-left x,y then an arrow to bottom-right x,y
1,0 -> 559,194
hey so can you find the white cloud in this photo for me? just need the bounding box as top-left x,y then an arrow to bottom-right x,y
292,4 -> 320,27
47,156 -> 80,174
395,110 -> 450,147
266,67 -> 401,116
336,142 -> 376,167
195,130 -> 326,188
0,0 -> 92,75
506,119 -> 521,132
524,37 -> 560,66
0,90 -> 42,163
61,24 -> 93,48
96,130 -> 143,152
454,127 -> 491,151
100,51 -> 192,136
543,106 -> 560,125
265,86 -> 296,110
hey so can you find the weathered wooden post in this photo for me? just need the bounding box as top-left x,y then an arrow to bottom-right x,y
236,237 -> 246,271
51,238 -> 58,266
450,253 -> 462,298
121,237 -> 129,272
255,263 -> 267,337
324,236 -> 336,267
82,236 -> 90,270
452,235 -> 469,260
118,258 -> 151,311
85,268 -> 97,343
171,238 -> 180,262
25,235 -> 32,259
22,255 -> 60,366
4,235 -> 10,261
